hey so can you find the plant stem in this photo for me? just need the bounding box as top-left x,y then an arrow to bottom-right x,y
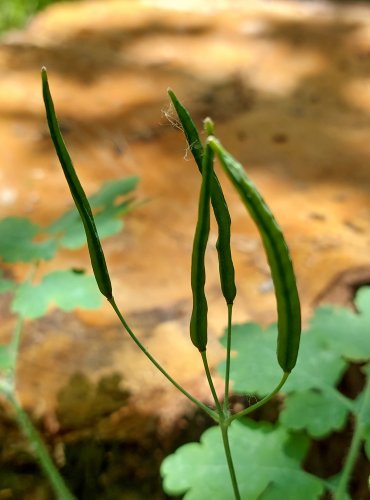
220,421 -> 241,500
223,303 -> 233,413
6,316 -> 24,387
6,263 -> 38,387
227,371 -> 289,425
200,351 -> 240,500
5,392 -> 74,500
108,297 -> 218,422
200,350 -> 223,415
335,378 -> 370,500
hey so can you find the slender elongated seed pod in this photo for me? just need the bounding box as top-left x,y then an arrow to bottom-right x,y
167,89 -> 203,169
167,89 -> 236,305
208,137 -> 301,372
41,68 -> 112,299
190,143 -> 213,351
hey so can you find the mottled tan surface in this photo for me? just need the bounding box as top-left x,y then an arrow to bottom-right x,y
0,0 -> 370,436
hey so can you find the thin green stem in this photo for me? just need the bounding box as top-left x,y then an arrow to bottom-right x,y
323,384 -> 354,413
5,392 -> 75,500
6,316 -> 24,387
227,371 -> 289,425
223,303 -> 233,413
6,263 -> 39,386
199,349 -> 240,500
108,297 -> 218,422
335,378 -> 370,500
200,350 -> 223,416
220,422 -> 241,500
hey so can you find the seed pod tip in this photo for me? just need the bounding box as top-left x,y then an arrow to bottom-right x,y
203,118 -> 215,136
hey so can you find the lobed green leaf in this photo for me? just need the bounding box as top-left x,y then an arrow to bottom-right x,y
0,217 -> 56,262
280,389 -> 350,438
12,270 -> 102,318
218,290 -> 370,437
161,420 -> 324,499
218,322 -> 346,397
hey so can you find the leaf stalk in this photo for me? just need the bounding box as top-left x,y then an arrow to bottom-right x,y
334,377 -> 370,500
109,297 -> 218,422
227,371 -> 289,425
223,303 -> 233,414
5,392 -> 75,500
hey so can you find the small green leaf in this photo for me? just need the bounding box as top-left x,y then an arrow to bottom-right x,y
0,217 -> 56,262
12,270 -> 102,318
161,420 -> 324,499
280,389 -> 351,438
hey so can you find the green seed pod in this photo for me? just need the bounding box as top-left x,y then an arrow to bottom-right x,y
167,89 -> 236,305
203,118 -> 236,306
41,68 -> 112,300
208,136 -> 301,373
190,143 -> 213,351
167,89 -> 204,169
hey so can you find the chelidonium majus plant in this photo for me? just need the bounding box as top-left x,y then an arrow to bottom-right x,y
41,67 -> 302,500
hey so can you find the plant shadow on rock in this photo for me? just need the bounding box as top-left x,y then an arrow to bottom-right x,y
56,372 -> 130,431
55,371 -> 215,499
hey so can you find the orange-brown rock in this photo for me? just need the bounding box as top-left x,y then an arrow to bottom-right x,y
0,0 -> 369,450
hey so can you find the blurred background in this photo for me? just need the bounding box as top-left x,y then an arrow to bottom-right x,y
0,0 -> 370,498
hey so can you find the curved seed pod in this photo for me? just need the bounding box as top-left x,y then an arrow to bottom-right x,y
167,88 -> 203,169
190,143 -> 213,351
208,136 -> 301,372
41,68 -> 112,299
167,89 -> 236,305
203,118 -> 236,306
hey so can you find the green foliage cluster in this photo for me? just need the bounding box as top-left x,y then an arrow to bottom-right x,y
161,288 -> 370,499
0,175 -> 138,499
0,176 -> 138,320
0,0 -> 77,34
